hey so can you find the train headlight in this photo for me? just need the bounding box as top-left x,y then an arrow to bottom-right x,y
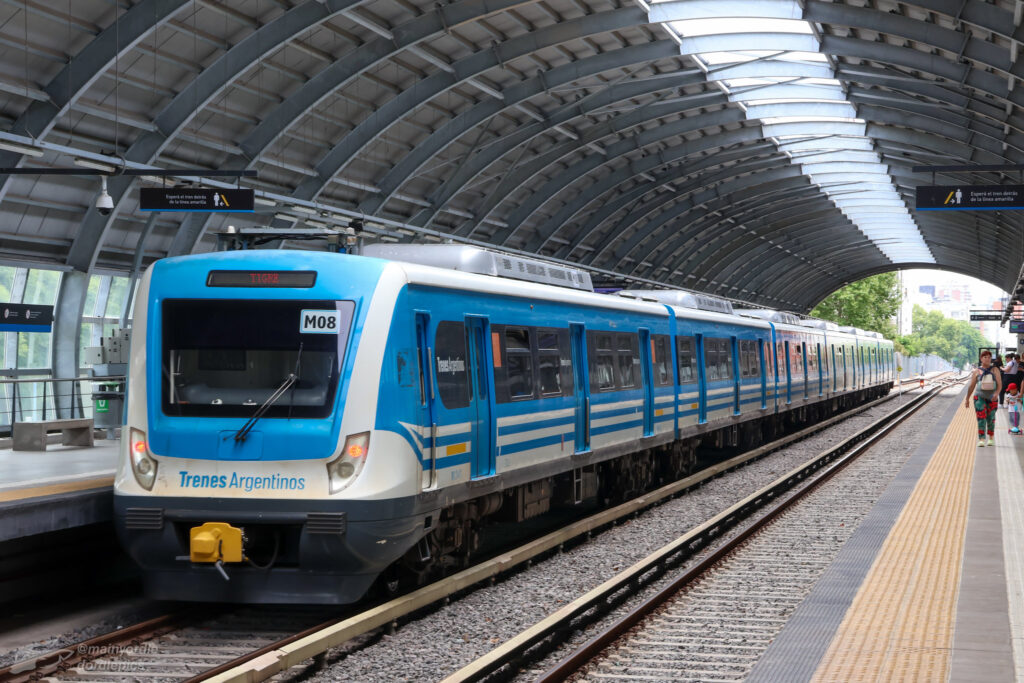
327,432 -> 369,494
129,428 -> 158,490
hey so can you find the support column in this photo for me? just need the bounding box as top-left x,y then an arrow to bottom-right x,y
52,270 -> 89,418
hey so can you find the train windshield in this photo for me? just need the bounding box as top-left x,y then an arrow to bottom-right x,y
161,299 -> 355,418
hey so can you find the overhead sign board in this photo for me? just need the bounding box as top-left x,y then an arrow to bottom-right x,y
1010,320 -> 1024,333
916,185 -> 1024,210
0,303 -> 53,332
140,188 -> 254,212
970,311 -> 1003,321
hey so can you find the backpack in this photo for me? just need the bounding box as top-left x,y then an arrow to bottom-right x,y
979,365 -> 997,391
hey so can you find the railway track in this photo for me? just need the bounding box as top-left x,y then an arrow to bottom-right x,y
447,382 -> 955,682
0,380 -> 954,683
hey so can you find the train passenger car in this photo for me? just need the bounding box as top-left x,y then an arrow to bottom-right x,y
114,245 -> 893,604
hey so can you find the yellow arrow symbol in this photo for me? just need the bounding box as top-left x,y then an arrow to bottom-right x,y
943,191 -> 955,204
219,193 -> 230,207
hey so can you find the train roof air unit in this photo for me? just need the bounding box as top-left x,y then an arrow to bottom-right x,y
735,308 -> 802,325
362,243 -> 594,291
618,290 -> 734,315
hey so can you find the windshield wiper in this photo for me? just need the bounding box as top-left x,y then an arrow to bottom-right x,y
233,373 -> 297,442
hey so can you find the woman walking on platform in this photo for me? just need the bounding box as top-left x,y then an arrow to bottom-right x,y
966,349 -> 1002,447
1002,353 -> 1018,405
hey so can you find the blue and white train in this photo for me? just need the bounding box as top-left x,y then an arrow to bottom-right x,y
114,245 -> 894,603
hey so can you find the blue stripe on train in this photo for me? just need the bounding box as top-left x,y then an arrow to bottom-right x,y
498,414 -> 575,436
499,432 -> 571,456
434,450 -> 473,469
591,419 -> 644,437
590,405 -> 644,419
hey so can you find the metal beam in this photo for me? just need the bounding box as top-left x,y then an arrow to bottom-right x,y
545,144 -> 780,260
484,109 -> 751,245
285,8 -> 652,207
0,0 -> 190,205
360,42 -> 695,216
555,152 -> 788,263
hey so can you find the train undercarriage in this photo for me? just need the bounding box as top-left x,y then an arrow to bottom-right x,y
383,383 -> 893,593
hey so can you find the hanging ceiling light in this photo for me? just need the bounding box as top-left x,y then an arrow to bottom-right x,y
0,140 -> 43,158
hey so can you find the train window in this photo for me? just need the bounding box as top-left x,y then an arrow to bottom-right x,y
652,335 -> 671,386
589,332 -> 617,391
707,338 -> 719,381
617,334 -> 639,389
538,329 -> 562,396
505,327 -> 534,400
435,321 -> 471,410
558,329 -> 574,396
721,339 -> 734,380
705,337 -> 732,381
740,340 -> 760,378
791,343 -> 802,375
677,336 -> 697,384
162,299 -> 352,419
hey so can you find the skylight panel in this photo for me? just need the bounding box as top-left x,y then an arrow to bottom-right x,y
721,76 -> 792,87
667,17 -> 811,36
777,136 -> 876,152
762,116 -> 866,124
698,51 -> 756,65
648,1 -> 933,264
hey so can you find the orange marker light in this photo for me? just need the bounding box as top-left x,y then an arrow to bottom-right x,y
133,440 -> 147,453
347,443 -> 366,458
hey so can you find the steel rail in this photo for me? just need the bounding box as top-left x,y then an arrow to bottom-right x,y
0,612 -> 196,683
2,382 -> 926,683
443,382 -> 956,683
191,384 -> 920,683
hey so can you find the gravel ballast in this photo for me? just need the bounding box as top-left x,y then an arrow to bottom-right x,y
295,388 -> 955,683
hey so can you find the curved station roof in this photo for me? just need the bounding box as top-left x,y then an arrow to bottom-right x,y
0,0 -> 1021,312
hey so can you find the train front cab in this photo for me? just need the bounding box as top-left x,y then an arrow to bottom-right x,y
114,254 -> 431,605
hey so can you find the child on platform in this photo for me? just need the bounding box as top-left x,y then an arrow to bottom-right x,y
1008,383 -> 1021,435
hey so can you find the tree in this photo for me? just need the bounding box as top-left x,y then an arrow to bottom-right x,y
810,272 -> 901,338
897,304 -> 991,368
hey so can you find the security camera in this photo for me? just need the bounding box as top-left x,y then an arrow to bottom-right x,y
96,176 -> 113,216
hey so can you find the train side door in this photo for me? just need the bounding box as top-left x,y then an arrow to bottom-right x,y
415,312 -> 436,489
465,316 -> 495,479
696,334 -> 707,424
570,324 -> 590,453
639,328 -> 654,437
770,331 -> 780,411
830,345 -> 837,393
731,337 -> 740,415
802,341 -> 809,398
758,339 -> 767,409
817,343 -> 824,396
784,340 -> 792,404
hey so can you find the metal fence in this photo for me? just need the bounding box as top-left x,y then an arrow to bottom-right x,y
0,376 -> 125,436
895,353 -> 956,380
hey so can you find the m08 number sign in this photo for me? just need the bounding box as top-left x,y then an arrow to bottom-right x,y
300,309 -> 340,334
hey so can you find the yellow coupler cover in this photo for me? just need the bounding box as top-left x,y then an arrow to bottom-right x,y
189,522 -> 244,563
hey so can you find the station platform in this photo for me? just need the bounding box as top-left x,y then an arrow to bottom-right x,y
748,385 -> 1022,682
0,439 -> 118,543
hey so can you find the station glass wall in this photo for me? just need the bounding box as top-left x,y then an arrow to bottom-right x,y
0,266 -> 62,428
78,273 -> 131,370
0,268 -> 133,431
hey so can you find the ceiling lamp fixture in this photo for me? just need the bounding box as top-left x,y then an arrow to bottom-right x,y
0,140 -> 43,158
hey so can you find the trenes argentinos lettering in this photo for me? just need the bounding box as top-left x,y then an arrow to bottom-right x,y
178,471 -> 306,491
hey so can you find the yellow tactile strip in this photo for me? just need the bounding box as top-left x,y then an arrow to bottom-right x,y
0,476 -> 113,502
812,396 -> 976,682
